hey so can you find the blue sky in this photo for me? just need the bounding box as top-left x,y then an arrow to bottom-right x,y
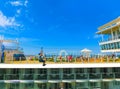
0,0 -> 120,55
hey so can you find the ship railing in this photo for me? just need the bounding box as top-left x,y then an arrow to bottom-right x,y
4,74 -> 19,80
35,74 -> 47,80
89,73 -> 102,79
49,74 -> 61,80
63,73 -> 74,80
102,73 -> 114,79
2,55 -> 120,64
1,73 -> 120,80
21,74 -> 34,80
76,73 -> 89,79
99,36 -> 120,43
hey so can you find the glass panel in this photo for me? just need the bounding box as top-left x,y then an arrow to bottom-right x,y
6,83 -> 19,89
50,68 -> 59,74
5,74 -> 19,80
89,73 -> 101,79
21,83 -> 34,89
76,82 -> 89,89
102,73 -> 114,79
21,74 -> 33,80
64,83 -> 72,89
49,83 -> 60,89
75,68 -> 84,73
0,83 -> 5,89
76,73 -> 88,79
38,69 -> 47,74
49,74 -> 60,80
35,74 -> 47,80
63,74 -> 74,79
63,68 -> 72,74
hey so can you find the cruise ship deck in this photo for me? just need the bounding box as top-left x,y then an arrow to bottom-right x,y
0,61 -> 120,89
1,17 -> 120,89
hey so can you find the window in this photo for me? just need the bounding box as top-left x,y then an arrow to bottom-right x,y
90,82 -> 99,87
0,69 -> 6,74
88,68 -> 96,73
101,68 -> 108,73
63,68 -> 72,74
38,69 -> 47,74
76,82 -> 87,87
50,68 -> 59,74
11,69 -> 19,74
113,68 -> 120,73
75,68 -> 84,73
25,69 -> 34,74
114,81 -> 120,85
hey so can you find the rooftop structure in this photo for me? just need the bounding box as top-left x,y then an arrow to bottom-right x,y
97,17 -> 120,53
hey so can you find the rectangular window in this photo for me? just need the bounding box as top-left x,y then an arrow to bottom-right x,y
25,69 -> 34,74
75,68 -> 84,73
114,81 -> 120,85
38,69 -> 47,74
114,68 -> 120,72
63,68 -> 72,74
50,69 -> 59,74
88,68 -> 96,73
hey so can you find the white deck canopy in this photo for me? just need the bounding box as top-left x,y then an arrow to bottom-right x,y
81,48 -> 92,57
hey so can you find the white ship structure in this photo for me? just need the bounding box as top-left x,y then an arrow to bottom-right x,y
0,17 -> 120,89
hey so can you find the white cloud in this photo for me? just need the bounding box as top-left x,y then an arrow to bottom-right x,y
24,0 -> 28,7
10,1 -> 23,6
0,11 -> 20,28
94,34 -> 101,39
16,9 -> 21,14
19,37 -> 41,42
9,0 -> 28,7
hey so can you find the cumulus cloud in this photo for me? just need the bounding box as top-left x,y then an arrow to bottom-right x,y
19,37 -> 41,42
0,0 -> 30,35
9,0 -> 28,7
0,11 -> 20,28
8,0 -> 29,19
94,34 -> 101,39
24,0 -> 28,7
16,9 -> 21,14
10,1 -> 23,6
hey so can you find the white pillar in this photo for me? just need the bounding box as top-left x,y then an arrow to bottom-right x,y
118,26 -> 120,39
111,29 -> 114,40
115,30 -> 118,39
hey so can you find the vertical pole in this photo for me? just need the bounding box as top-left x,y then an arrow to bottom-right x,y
115,30 -> 118,39
111,28 -> 114,40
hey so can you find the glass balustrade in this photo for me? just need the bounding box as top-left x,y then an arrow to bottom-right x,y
49,74 -> 61,80
0,74 -> 4,80
102,73 -> 114,79
63,73 -> 74,79
4,74 -> 19,80
21,74 -> 34,80
35,74 -> 47,80
89,73 -> 101,79
115,73 -> 120,78
76,73 -> 88,79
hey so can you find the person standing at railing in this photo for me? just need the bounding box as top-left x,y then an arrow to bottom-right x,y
1,44 -> 5,63
39,52 -> 46,66
59,55 -> 62,63
53,55 -> 57,63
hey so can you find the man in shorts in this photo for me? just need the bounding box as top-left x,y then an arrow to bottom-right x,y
39,53 -> 46,66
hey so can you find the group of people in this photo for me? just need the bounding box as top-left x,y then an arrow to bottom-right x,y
38,50 -> 74,66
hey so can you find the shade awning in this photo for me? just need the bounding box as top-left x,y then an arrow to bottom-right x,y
81,48 -> 92,53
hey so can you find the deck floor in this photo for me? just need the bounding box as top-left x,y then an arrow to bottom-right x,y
4,58 -> 120,64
